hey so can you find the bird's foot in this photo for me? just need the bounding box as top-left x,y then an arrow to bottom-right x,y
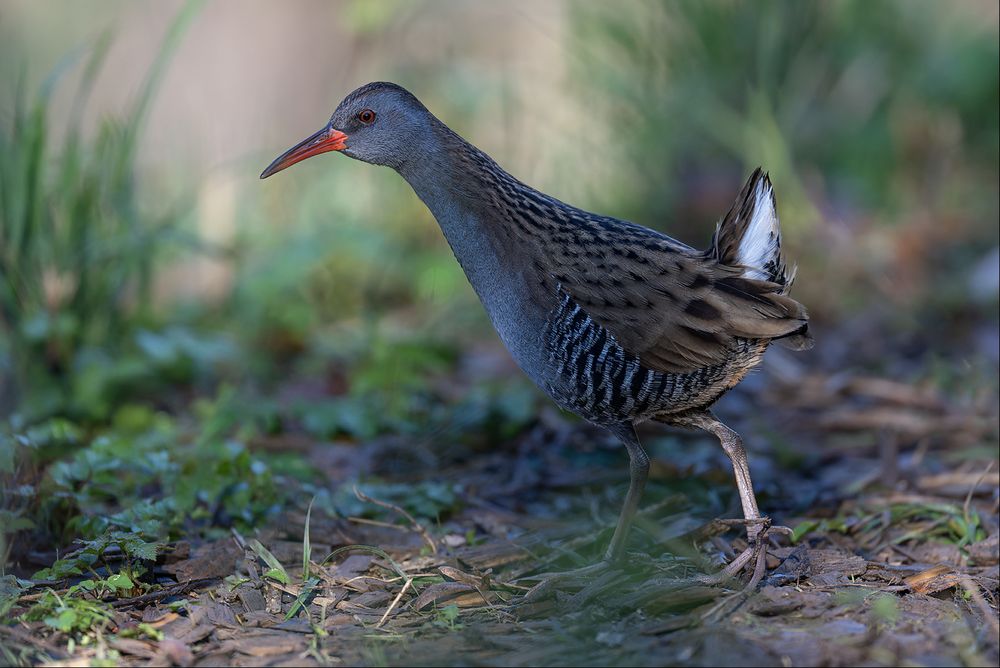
699,517 -> 791,590
711,517 -> 793,536
517,560 -> 622,606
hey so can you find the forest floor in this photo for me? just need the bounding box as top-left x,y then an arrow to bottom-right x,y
3,344 -> 999,667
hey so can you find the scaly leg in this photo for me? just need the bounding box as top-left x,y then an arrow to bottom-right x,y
604,422 -> 650,561
670,410 -> 788,587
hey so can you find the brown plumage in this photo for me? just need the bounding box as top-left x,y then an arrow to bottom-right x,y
261,82 -> 814,592
543,169 -> 810,376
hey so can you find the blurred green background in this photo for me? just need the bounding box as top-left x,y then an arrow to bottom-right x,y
2,0 -> 997,422
1,0 -> 997,571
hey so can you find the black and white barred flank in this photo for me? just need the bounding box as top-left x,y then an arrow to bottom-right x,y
542,289 -> 755,425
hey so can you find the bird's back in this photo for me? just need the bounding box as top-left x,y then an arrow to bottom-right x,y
472,168 -> 812,425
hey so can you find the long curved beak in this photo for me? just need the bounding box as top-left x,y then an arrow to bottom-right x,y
260,126 -> 349,179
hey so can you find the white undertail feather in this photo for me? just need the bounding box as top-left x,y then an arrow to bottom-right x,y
737,177 -> 782,282
709,169 -> 811,351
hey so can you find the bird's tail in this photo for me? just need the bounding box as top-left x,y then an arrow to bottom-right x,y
708,168 -> 813,351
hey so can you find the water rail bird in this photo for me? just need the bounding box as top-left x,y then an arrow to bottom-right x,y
261,82 -> 813,591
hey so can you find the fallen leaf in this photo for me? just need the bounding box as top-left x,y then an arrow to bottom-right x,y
412,582 -> 477,611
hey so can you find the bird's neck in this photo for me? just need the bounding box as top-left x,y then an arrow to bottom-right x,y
397,126 -> 524,270
395,127 -> 551,376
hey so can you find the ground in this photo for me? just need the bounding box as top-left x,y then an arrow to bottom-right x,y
3,343 -> 997,667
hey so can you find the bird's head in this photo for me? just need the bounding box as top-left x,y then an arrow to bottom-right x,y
260,82 -> 434,178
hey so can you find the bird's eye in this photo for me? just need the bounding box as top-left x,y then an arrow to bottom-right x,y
357,109 -> 376,124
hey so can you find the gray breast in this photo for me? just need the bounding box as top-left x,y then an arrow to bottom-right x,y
435,209 -> 551,386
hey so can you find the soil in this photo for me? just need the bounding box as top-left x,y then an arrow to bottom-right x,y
4,351 -> 998,667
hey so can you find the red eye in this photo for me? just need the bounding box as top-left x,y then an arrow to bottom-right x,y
357,109 -> 376,124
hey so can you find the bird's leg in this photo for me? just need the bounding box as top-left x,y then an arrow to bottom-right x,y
604,422 -> 650,562
678,411 -> 789,587
520,423 -> 647,604
702,415 -> 763,542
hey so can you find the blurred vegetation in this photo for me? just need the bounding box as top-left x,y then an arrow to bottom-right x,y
567,0 -> 998,331
0,2 -> 203,422
0,0 -> 997,659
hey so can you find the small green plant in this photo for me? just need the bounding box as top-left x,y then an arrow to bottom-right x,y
23,586 -> 114,636
247,539 -> 290,585
33,529 -> 161,591
117,622 -> 164,641
287,497 -> 321,620
0,574 -> 29,618
790,517 -> 850,543
870,594 -> 900,625
432,603 -> 462,630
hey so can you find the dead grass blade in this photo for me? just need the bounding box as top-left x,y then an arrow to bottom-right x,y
377,577 -> 413,628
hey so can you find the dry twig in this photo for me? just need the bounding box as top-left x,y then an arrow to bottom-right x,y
353,486 -> 438,554
376,577 -> 413,628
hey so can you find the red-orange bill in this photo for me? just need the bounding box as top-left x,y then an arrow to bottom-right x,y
260,127 -> 348,179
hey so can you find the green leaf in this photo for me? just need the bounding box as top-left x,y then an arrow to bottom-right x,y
106,573 -> 134,591
871,595 -> 899,624
249,539 -> 289,584
33,559 -> 84,581
263,568 -> 290,585
118,622 -> 164,640
0,575 -> 26,617
47,608 -> 78,633
0,511 -> 35,533
119,535 -> 160,561
791,520 -> 818,543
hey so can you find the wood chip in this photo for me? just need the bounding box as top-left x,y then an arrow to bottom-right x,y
108,637 -> 157,658
440,565 -> 489,588
151,638 -> 195,667
968,534 -> 1000,566
905,564 -> 962,594
235,583 -> 268,612
327,554 -> 373,583
162,540 -> 241,582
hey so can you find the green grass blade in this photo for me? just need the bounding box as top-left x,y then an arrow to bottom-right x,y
302,496 -> 315,581
248,539 -> 289,585
284,576 -> 320,621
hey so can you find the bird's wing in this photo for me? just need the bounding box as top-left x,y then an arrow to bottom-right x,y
552,248 -> 807,374
546,197 -> 809,375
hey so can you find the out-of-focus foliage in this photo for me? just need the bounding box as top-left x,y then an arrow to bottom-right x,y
571,0 -> 998,212
0,2 -> 207,422
567,0 -> 998,326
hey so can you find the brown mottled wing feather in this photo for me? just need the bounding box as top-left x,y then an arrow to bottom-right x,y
549,174 -> 809,375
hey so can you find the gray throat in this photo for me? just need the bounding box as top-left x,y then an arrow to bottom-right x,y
395,146 -> 550,383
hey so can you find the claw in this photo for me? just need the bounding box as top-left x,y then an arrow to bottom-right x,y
705,515 -> 788,589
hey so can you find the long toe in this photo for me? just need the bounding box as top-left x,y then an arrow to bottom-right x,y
697,515 -> 790,587
517,561 -> 617,606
